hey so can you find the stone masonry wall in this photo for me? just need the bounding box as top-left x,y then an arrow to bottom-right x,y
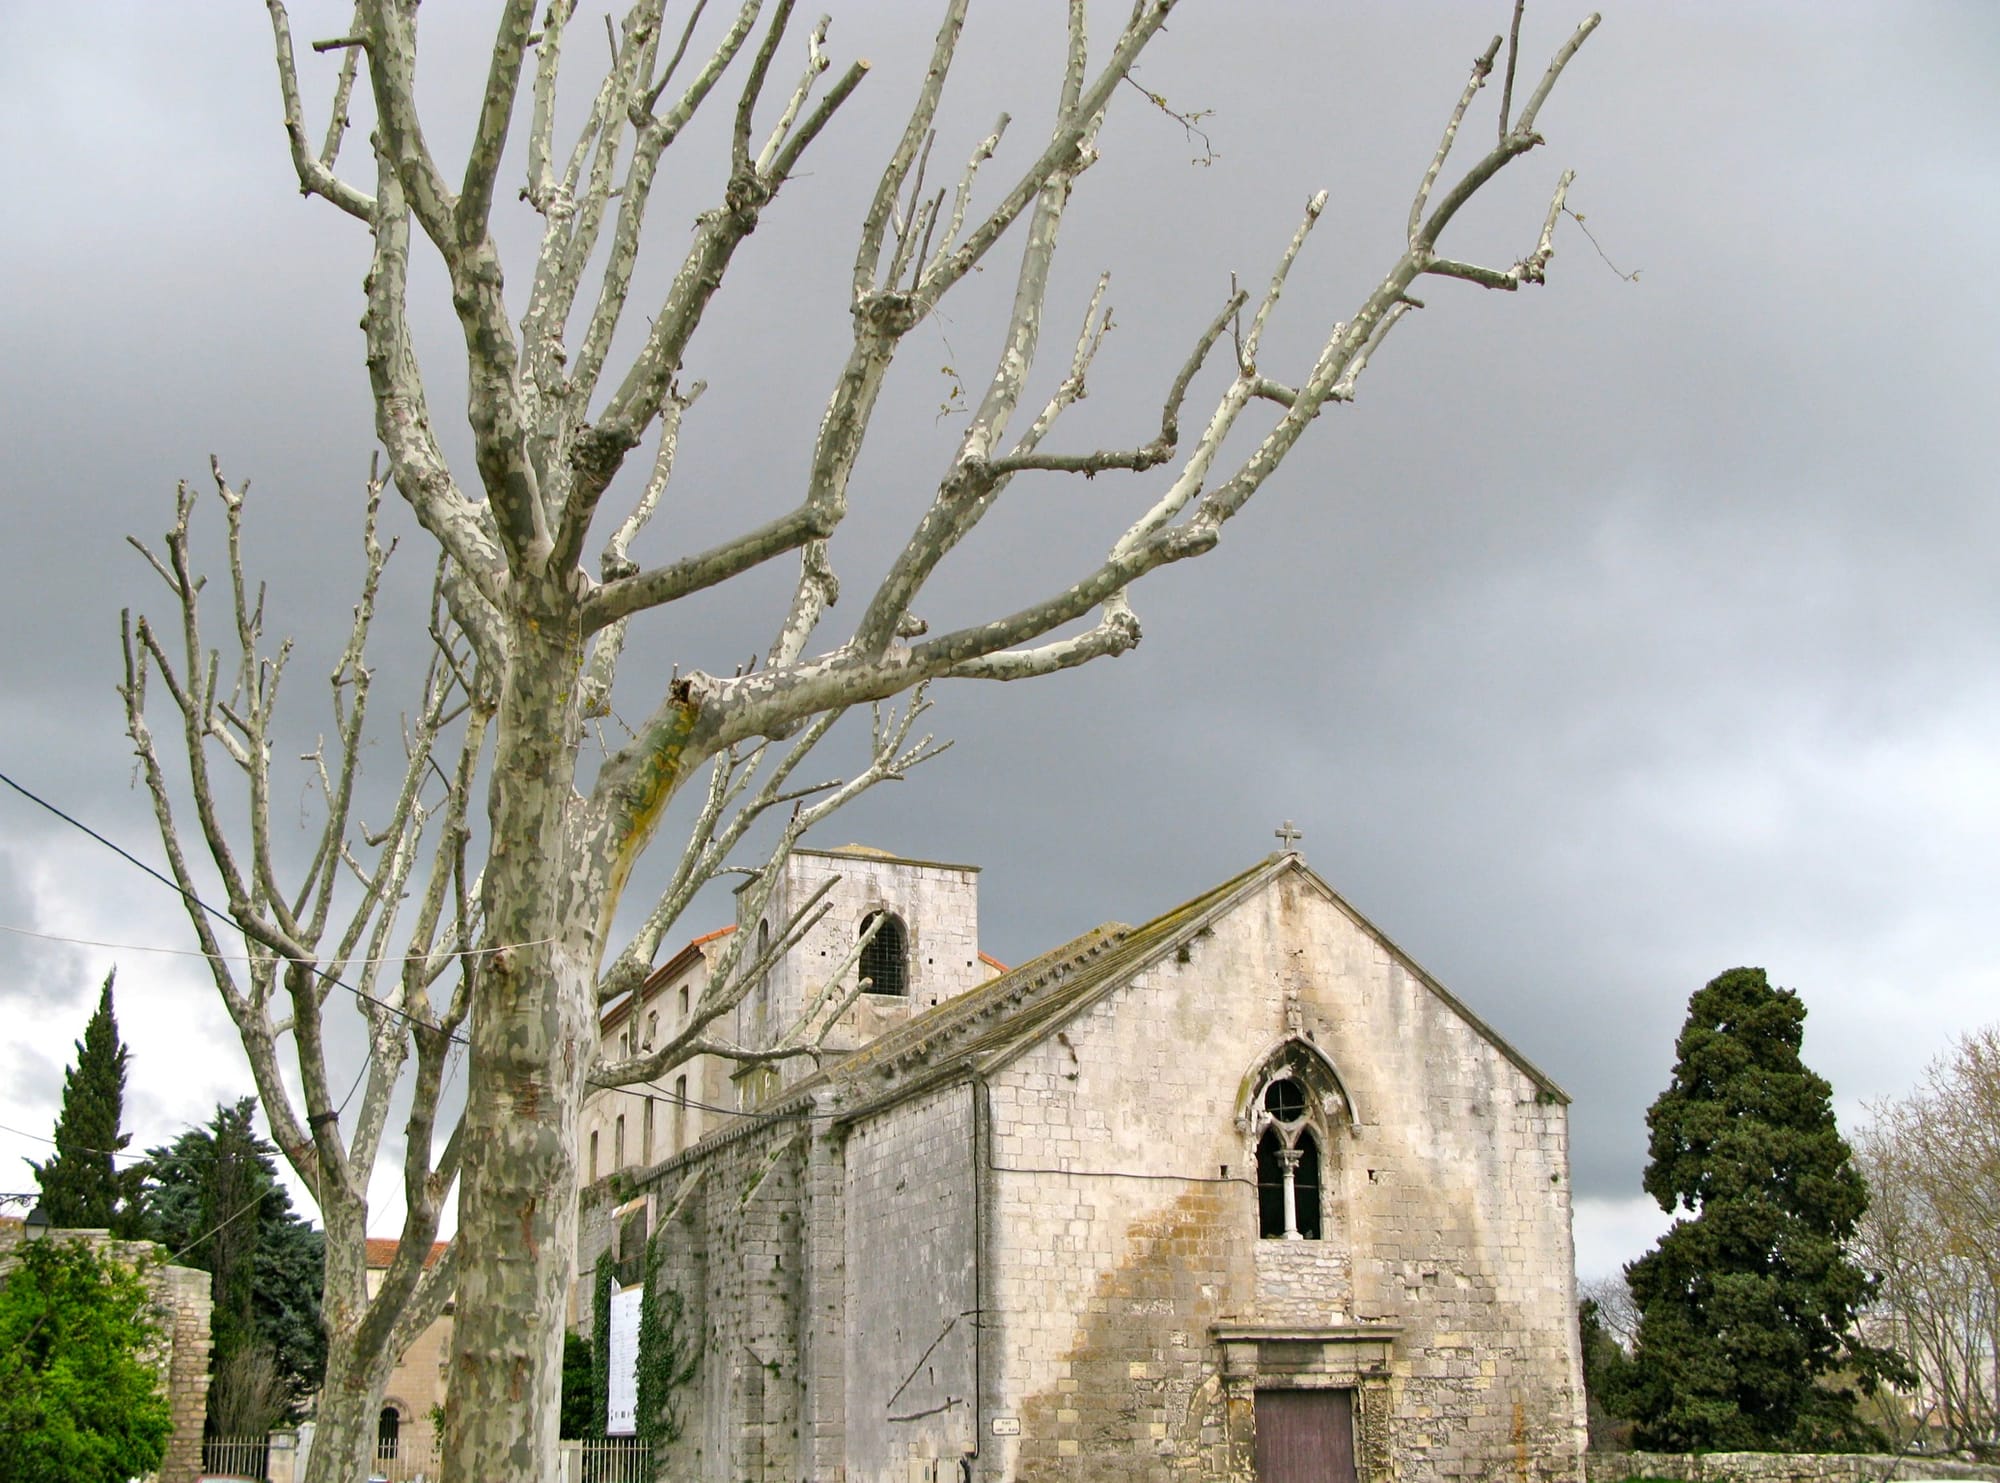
1253,1237 -> 1353,1326
843,1080 -> 980,1482
610,860 -> 1578,1482
756,849 -> 986,1070
979,867 -> 1582,1482
0,1228 -> 214,1483
652,1118 -> 807,1483
151,1255 -> 215,1483
1286,867 -> 1584,1483
982,963 -> 1261,1482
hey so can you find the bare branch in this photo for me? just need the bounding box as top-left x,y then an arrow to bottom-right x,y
1242,190 -> 1327,369
1424,169 -> 1572,290
582,503 -> 835,633
731,0 -> 797,175
265,0 -> 375,219
524,0 -> 582,213
984,283 -> 1242,478
320,26 -> 363,173
1498,0 -> 1527,142
1410,35 -> 1502,250
357,0 -> 459,245
459,1 -> 539,238
852,0 -> 969,302
1514,12 -> 1602,137
359,134 -> 510,606
1416,14 -> 1600,251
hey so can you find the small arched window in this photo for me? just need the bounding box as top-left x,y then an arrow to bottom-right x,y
751,919 -> 773,1040
1244,1047 -> 1347,1242
644,1010 -> 657,1049
859,911 -> 908,996
1255,1077 -> 1324,1239
377,1406 -> 401,1460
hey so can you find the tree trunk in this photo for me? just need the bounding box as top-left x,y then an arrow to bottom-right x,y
301,1200 -> 393,1483
443,603 -> 608,1483
305,1329 -> 397,1483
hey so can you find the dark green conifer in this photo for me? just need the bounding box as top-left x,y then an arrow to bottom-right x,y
138,1098 -> 327,1431
1626,967 -> 1909,1451
29,970 -> 139,1234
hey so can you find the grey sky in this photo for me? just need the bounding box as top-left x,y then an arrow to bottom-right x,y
3,3 -> 1996,1279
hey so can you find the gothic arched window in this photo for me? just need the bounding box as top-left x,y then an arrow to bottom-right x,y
377,1406 -> 401,1460
1242,1041 -> 1351,1242
1254,1079 -> 1324,1239
859,911 -> 908,996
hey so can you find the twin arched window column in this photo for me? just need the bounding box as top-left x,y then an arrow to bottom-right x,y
1239,1038 -> 1354,1242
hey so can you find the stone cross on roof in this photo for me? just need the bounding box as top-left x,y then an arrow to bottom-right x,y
1274,820 -> 1303,850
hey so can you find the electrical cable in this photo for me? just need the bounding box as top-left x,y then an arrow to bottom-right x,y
0,766 -> 474,1048
162,1185 -> 274,1267
4,770 -> 1216,1190
0,919 -> 552,968
0,1119 -> 151,1166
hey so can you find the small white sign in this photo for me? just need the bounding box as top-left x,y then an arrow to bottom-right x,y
606,1284 -> 644,1436
990,1417 -> 1021,1437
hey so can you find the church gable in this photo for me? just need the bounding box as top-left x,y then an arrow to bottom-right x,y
967,861 -> 1581,1481
590,850 -> 1585,1483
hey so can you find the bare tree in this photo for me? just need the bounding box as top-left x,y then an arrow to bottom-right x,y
1580,1272 -> 1637,1351
1855,1026 -> 2000,1458
122,2 -> 1600,1479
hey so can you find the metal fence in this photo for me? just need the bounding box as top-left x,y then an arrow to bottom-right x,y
202,1434 -> 271,1479
200,1431 -> 648,1482
556,1437 -> 651,1483
371,1437 -> 441,1483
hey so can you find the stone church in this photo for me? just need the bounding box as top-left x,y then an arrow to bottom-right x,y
576,844 -> 1585,1482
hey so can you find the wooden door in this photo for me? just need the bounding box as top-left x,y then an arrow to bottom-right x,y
1254,1388 -> 1357,1483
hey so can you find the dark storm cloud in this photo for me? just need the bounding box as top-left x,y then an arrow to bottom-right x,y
4,3 -> 1997,1254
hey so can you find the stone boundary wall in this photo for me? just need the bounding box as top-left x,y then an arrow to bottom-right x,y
1588,1452 -> 2000,1483
0,1225 -> 214,1483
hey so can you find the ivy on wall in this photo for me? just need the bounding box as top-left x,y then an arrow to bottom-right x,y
590,1250 -> 613,1436
636,1225 -> 700,1447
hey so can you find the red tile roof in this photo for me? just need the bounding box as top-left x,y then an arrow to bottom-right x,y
602,925 -> 738,1029
364,1237 -> 448,1269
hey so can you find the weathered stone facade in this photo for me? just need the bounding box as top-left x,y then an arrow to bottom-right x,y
580,851 -> 1586,1482
152,1255 -> 216,1483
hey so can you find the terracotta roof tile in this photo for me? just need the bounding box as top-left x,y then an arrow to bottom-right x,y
364,1237 -> 448,1269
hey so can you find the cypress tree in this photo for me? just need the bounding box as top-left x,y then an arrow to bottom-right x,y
1626,967 -> 1909,1451
29,970 -> 138,1233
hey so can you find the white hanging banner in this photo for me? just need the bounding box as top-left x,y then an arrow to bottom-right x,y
606,1283 -> 644,1436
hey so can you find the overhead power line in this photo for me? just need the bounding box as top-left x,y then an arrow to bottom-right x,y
0,766 -> 474,1048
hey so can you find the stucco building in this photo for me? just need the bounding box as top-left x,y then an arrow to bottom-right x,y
576,845 -> 1586,1482
367,1237 -> 450,1478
